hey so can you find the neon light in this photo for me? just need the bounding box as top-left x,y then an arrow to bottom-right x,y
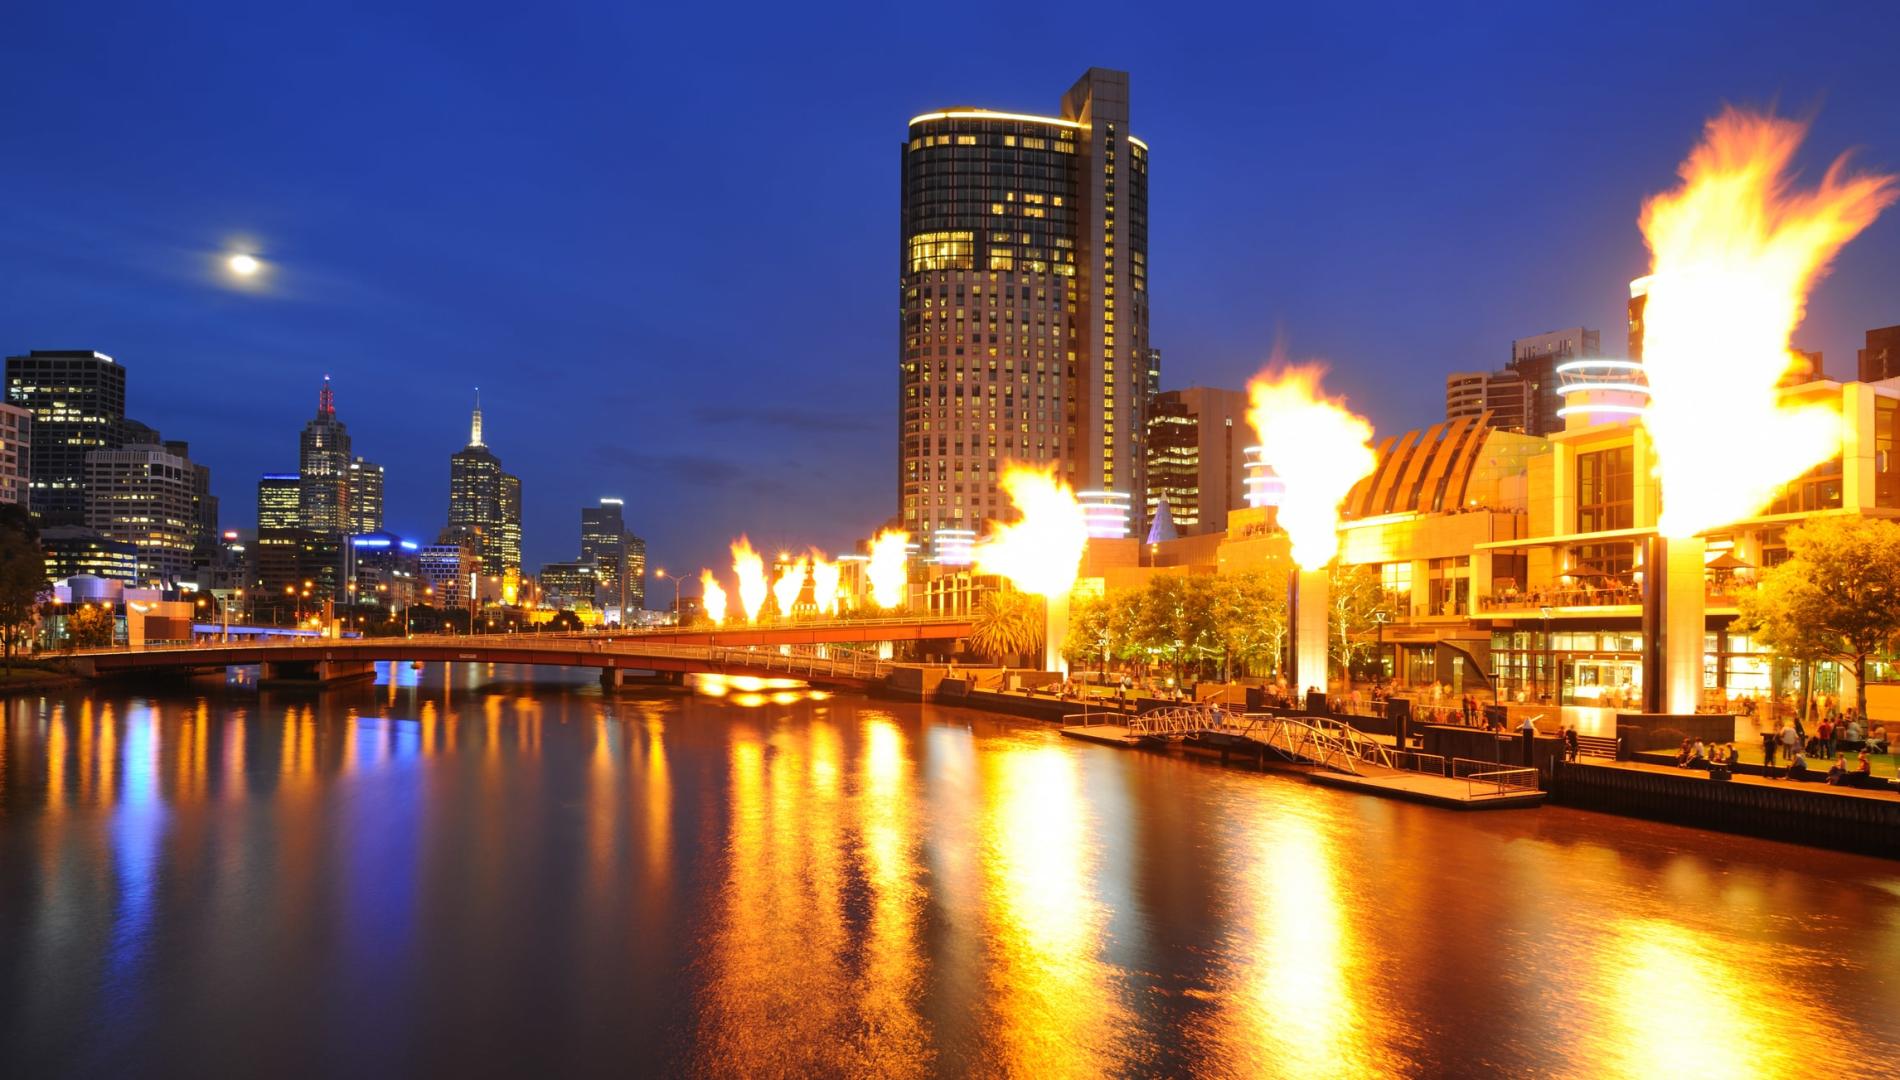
1561,382 -> 1652,397
399,541 -> 419,551
1555,403 -> 1648,418
1127,135 -> 1149,151
1554,359 -> 1646,375
909,109 -> 1082,130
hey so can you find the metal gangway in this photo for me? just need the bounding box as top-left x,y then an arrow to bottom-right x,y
1126,703 -> 1236,739
1211,712 -> 1396,776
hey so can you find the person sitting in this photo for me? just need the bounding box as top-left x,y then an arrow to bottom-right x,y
1788,752 -> 1810,779
1827,755 -> 1849,786
1691,739 -> 1708,766
1676,738 -> 1695,768
1867,724 -> 1890,754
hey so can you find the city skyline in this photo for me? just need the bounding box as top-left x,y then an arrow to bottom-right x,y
6,4 -> 1900,577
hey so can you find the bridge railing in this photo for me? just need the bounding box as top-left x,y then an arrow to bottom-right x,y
1452,757 -> 1539,796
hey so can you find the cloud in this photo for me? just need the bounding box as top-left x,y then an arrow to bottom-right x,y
589,445 -> 773,493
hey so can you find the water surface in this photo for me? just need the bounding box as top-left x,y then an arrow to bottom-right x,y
3,664 -> 1896,1078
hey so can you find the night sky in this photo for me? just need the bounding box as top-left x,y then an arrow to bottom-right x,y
5,2 -> 1900,586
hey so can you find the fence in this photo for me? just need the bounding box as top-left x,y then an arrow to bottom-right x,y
1451,757 -> 1539,796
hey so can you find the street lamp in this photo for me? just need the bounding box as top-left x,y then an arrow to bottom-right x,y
655,567 -> 682,624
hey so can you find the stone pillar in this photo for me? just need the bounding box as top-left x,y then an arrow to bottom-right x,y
600,667 -> 624,689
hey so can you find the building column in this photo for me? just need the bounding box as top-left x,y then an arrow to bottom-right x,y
1841,381 -> 1877,513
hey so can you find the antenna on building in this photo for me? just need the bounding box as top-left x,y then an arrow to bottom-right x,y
470,387 -> 484,447
319,374 -> 335,417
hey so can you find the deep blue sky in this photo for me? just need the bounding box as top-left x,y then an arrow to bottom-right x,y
5,2 -> 1900,583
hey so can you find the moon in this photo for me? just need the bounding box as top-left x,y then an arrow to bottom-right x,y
227,253 -> 261,276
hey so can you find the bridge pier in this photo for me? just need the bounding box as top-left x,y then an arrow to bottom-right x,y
260,659 -> 377,687
600,667 -> 624,689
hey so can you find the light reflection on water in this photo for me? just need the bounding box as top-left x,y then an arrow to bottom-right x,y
1,662 -> 1897,1077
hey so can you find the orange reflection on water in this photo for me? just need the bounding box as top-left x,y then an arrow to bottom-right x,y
974,742 -> 1127,1077
44,707 -> 65,814
854,716 -> 930,1078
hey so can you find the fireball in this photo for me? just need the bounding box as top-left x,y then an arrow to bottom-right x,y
1244,365 -> 1377,569
867,530 -> 909,609
730,537 -> 769,623
1640,108 -> 1895,537
974,465 -> 1089,597
809,552 -> 842,616
699,570 -> 727,624
772,556 -> 808,618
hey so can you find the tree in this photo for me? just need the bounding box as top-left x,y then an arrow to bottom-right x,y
547,609 -> 583,633
0,518 -> 47,669
67,604 -> 115,649
1328,563 -> 1386,690
1734,516 -> 1900,721
967,589 -> 1043,666
1205,570 -> 1288,681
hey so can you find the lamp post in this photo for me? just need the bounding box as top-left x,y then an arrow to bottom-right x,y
654,568 -> 683,625
1540,605 -> 1554,705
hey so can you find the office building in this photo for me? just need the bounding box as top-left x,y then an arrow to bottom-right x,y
1445,370 -> 1529,432
899,68 -> 1152,551
161,438 -> 219,565
348,457 -> 384,534
1859,326 -> 1900,383
0,401 -> 29,505
579,499 -> 629,613
257,473 -> 301,530
84,442 -> 197,585
40,525 -> 140,583
1142,386 -> 1250,536
298,376 -> 352,534
1508,328 -> 1601,436
625,533 -> 646,610
418,541 -> 476,608
5,349 -> 126,525
446,394 -> 522,580
252,528 -> 343,616
538,558 -> 599,611
347,531 -> 422,608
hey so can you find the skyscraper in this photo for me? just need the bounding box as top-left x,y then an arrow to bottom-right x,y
348,456 -> 384,534
899,68 -> 1151,551
162,438 -> 219,566
446,393 -> 522,582
298,376 -> 351,534
1445,370 -> 1528,432
5,349 -> 126,525
1508,328 -> 1601,436
580,498 -> 629,613
1142,387 -> 1250,537
0,401 -> 30,506
85,442 -> 196,585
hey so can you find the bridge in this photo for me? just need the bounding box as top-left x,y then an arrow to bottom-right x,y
57,614 -> 975,691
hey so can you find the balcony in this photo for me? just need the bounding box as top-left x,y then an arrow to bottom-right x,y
1478,579 -> 1744,614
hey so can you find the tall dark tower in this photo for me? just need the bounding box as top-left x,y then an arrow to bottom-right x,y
898,68 -> 1151,556
446,391 -> 521,584
4,349 -> 127,525
298,376 -> 351,534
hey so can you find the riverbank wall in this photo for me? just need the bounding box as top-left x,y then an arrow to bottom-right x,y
1549,760 -> 1900,858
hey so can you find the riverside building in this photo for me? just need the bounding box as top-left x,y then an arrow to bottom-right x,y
5,349 -> 125,525
899,68 -> 1151,556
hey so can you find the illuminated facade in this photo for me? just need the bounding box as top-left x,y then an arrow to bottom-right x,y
257,473 -> 300,531
1444,369 -> 1527,432
84,442 -> 198,585
5,349 -> 125,526
40,525 -> 139,583
347,457 -> 384,534
580,498 -> 639,614
1143,386 -> 1249,536
538,558 -> 599,611
446,395 -> 522,579
899,68 -> 1151,556
298,377 -> 352,534
0,401 -> 29,505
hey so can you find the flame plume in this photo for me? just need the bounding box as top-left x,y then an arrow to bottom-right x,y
1640,108 -> 1896,537
699,570 -> 728,624
867,530 -> 910,609
730,537 -> 769,623
809,552 -> 842,616
772,556 -> 808,618
974,465 -> 1089,597
1244,365 -> 1377,569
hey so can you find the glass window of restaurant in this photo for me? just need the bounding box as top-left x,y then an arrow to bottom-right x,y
1380,561 -> 1412,617
1426,556 -> 1468,615
1577,446 -> 1633,532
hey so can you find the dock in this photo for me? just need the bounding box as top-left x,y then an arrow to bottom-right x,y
1059,708 -> 1544,810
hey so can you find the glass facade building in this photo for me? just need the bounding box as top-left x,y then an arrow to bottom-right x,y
298,377 -> 351,535
5,349 -> 126,526
446,397 -> 522,581
899,68 -> 1151,554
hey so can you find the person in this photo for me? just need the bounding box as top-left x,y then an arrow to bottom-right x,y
1564,725 -> 1580,762
1788,751 -> 1810,780
1867,724 -> 1889,754
1827,755 -> 1848,786
1779,722 -> 1801,763
1675,738 -> 1694,768
1691,738 -> 1708,765
1761,729 -> 1779,767
1855,749 -> 1874,785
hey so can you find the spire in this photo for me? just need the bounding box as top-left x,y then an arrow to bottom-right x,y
470,387 -> 484,447
1146,493 -> 1179,545
318,374 -> 335,417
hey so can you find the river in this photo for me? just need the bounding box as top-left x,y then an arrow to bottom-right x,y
2,664 -> 1897,1078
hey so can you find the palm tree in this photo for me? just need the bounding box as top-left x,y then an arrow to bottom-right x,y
967,589 -> 1043,666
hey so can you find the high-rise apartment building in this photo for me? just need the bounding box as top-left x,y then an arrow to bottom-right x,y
1859,325 -> 1900,383
298,377 -> 352,534
0,401 -> 30,506
348,456 -> 384,534
84,442 -> 197,585
446,395 -> 522,580
257,473 -> 301,530
161,438 -> 218,565
899,68 -> 1151,552
1445,370 -> 1528,431
5,349 -> 126,525
580,498 -> 629,613
625,534 -> 646,610
1142,386 -> 1250,537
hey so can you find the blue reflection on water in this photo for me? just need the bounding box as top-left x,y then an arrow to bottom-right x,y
107,706 -> 167,989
